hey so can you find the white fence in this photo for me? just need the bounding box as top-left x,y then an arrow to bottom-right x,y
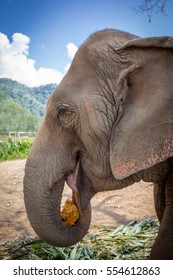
8,131 -> 36,142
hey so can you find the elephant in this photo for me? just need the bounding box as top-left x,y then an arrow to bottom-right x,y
24,29 -> 173,259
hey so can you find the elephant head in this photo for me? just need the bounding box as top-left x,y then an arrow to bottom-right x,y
24,29 -> 173,251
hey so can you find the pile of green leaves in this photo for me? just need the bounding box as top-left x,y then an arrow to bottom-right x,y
0,138 -> 33,161
0,219 -> 159,260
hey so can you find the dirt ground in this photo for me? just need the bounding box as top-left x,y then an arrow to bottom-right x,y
0,159 -> 157,242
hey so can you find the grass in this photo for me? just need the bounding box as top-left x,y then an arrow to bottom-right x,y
0,219 -> 159,260
0,138 -> 34,161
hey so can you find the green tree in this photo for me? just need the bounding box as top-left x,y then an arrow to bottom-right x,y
0,92 -> 40,133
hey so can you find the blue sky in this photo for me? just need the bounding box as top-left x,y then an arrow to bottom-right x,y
0,0 -> 173,86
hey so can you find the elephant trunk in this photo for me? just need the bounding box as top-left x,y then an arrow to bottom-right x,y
23,141 -> 92,247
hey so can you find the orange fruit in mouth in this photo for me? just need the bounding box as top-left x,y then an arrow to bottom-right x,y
60,199 -> 80,226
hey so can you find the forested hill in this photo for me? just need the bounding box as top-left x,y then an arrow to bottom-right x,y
0,78 -> 57,117
0,78 -> 57,133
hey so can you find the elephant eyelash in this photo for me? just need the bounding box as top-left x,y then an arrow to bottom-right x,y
57,107 -> 67,118
56,104 -> 77,128
56,105 -> 69,119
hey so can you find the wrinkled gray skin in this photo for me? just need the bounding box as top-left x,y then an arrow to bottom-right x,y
24,29 -> 173,259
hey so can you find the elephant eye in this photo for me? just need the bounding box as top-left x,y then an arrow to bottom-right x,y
56,104 -> 77,128
57,106 -> 66,117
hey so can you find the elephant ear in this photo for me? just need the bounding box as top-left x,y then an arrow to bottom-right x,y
110,36 -> 173,180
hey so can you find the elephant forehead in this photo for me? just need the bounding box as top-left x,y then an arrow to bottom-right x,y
48,43 -> 108,108
49,75 -> 98,109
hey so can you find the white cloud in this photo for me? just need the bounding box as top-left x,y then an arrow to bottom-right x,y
64,43 -> 78,73
66,42 -> 78,60
0,32 -> 78,87
11,33 -> 30,55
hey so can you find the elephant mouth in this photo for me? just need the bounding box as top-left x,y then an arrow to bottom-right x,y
61,160 -> 81,226
64,158 -> 95,212
66,160 -> 80,194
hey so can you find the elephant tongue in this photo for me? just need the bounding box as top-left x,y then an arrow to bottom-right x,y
66,161 -> 79,193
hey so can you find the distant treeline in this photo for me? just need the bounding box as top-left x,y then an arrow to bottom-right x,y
0,78 -> 57,133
